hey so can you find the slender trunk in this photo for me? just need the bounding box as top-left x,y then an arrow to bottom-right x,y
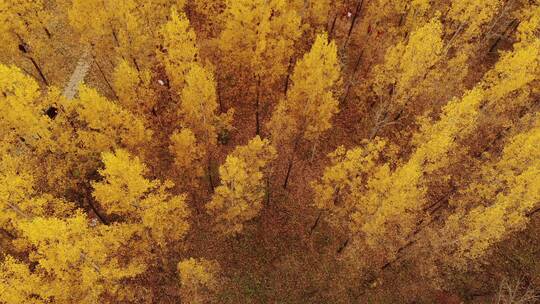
255,76 -> 261,136
341,50 -> 364,104
283,134 -> 302,189
28,56 -> 49,86
283,156 -> 295,189
94,57 -> 118,99
284,57 -> 293,95
132,57 -> 141,73
43,26 -> 52,39
309,211 -> 323,236
265,175 -> 271,205
337,238 -> 350,254
110,25 -> 120,47
207,156 -> 215,192
13,33 -> 48,86
344,0 -> 364,49
86,198 -> 109,225
328,13 -> 338,39
217,78 -> 224,113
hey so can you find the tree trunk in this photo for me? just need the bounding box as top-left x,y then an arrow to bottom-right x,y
265,175 -> 271,206
283,135 -> 302,189
28,56 -> 49,86
328,13 -> 338,39
283,156 -> 294,189
309,211 -> 323,236
341,50 -> 364,104
132,57 -> 141,73
94,57 -> 118,99
337,238 -> 350,254
489,19 -> 519,53
255,76 -> 261,136
207,157 -> 215,192
343,0 -> 364,49
217,78 -> 224,113
284,57 -> 293,95
86,198 -> 109,225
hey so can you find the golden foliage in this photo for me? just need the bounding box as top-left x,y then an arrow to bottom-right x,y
268,33 -> 341,146
72,85 -> 152,154
179,64 -> 233,146
93,149 -> 190,247
206,136 -> 276,235
112,59 -> 157,116
446,115 -> 540,262
158,6 -> 199,92
169,128 -> 206,182
218,0 -> 301,82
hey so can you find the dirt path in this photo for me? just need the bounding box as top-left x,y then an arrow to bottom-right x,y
62,48 -> 92,100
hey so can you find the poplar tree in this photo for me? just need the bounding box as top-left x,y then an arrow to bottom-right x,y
112,59 -> 157,117
69,0 -> 183,70
0,0 -> 52,85
442,114 -> 540,263
70,85 -> 152,154
447,0 -> 503,42
92,149 -> 191,247
218,0 -> 302,134
313,18 -> 540,257
157,7 -> 199,93
206,136 -> 276,236
178,64 -> 233,146
171,63 -> 233,189
169,128 -> 206,188
368,18 -> 444,137
11,213 -> 146,303
0,64 -> 51,152
268,33 -> 341,188
218,0 -> 301,83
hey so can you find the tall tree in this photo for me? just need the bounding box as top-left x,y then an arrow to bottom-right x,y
268,33 -> 341,188
70,85 -> 152,155
367,18 -> 444,137
206,136 -> 276,236
178,64 -> 233,146
169,128 -> 206,189
440,114 -> 540,264
93,149 -> 191,247
112,59 -> 157,117
0,0 -> 52,85
218,0 -> 302,134
170,63 -> 233,189
447,0 -> 503,42
313,17 -> 540,259
157,6 -> 199,93
219,0 -> 301,83
11,213 -> 146,303
69,0 -> 184,71
0,64 -> 51,152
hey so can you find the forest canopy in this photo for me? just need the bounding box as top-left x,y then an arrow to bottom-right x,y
0,0 -> 539,303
